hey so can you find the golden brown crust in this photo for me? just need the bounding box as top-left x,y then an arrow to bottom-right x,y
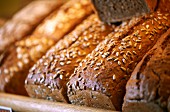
25,14 -> 115,102
67,11 -> 170,111
0,0 -> 65,53
33,0 -> 93,41
122,28 -> 170,112
0,0 -> 93,95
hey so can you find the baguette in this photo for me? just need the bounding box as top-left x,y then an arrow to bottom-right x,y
25,14 -> 116,102
67,11 -> 170,111
0,0 -> 93,96
123,28 -> 170,112
0,0 -> 65,54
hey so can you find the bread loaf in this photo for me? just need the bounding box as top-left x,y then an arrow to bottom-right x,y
0,0 -> 93,96
0,0 -> 65,54
91,0 -> 157,23
67,11 -> 170,111
122,28 -> 170,112
25,14 -> 116,102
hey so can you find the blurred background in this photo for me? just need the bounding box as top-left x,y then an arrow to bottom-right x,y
0,0 -> 33,25
0,0 -> 33,18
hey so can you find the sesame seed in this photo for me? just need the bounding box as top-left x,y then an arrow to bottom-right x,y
132,51 -> 137,55
17,61 -> 23,68
107,57 -> 114,61
76,59 -> 81,63
16,47 -> 22,53
134,43 -> 137,48
136,40 -> 141,43
83,66 -> 87,70
94,73 -> 99,78
66,61 -> 71,64
17,54 -> 22,59
23,58 -> 29,64
122,58 -> 126,64
112,74 -> 116,80
146,25 -> 149,29
60,62 -> 65,66
49,76 -> 53,80
90,60 -> 95,65
114,58 -> 119,62
40,78 -> 45,83
118,61 -> 121,66
60,75 -> 63,80
34,78 -> 37,83
4,69 -> 9,74
96,62 -> 102,66
48,86 -> 51,89
44,62 -> 48,66
145,32 -> 149,35
141,28 -> 146,31
25,79 -> 28,84
120,51 -> 125,55
127,51 -> 133,55
116,52 -> 119,57
149,35 -> 152,39
163,16 -> 167,20
154,18 -> 157,22
78,77 -> 83,81
123,54 -> 128,60
138,44 -> 142,50
119,46 -> 124,50
112,49 -> 116,54
120,67 -> 126,72
94,67 -> 99,71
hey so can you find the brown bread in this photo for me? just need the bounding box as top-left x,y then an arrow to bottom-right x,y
25,14 -> 116,102
91,0 -> 157,23
0,0 -> 93,96
123,28 -> 170,112
67,11 -> 170,111
0,0 -> 65,54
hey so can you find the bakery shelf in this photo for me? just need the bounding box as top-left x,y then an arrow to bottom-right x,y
0,93 -> 116,112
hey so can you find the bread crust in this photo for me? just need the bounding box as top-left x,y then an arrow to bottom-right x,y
67,11 -> 170,110
25,14 -> 115,102
0,0 -> 65,53
122,28 -> 170,112
0,0 -> 93,95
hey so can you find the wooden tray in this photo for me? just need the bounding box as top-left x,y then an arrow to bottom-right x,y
0,93 -> 116,112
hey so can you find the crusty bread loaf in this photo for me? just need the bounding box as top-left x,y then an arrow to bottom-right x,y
0,0 -> 93,96
122,28 -> 170,112
67,11 -> 170,111
33,0 -> 93,40
91,0 -> 157,23
0,0 -> 65,54
25,14 -> 116,102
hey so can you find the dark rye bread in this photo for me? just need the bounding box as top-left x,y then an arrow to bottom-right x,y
91,0 -> 157,23
0,0 -> 65,54
0,0 -> 93,96
67,11 -> 170,111
25,14 -> 116,102
122,28 -> 170,112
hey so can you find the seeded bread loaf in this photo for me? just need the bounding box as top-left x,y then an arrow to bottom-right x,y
67,11 -> 170,111
0,0 -> 65,54
122,28 -> 170,112
25,14 -> 116,102
0,0 -> 93,96
91,0 -> 157,23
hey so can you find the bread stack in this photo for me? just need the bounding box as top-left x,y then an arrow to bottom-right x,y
0,0 -> 170,111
